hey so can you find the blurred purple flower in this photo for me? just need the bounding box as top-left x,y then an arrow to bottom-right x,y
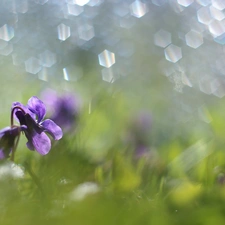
41,89 -> 81,132
135,145 -> 149,158
132,111 -> 152,134
0,126 -> 21,159
130,111 -> 152,143
12,96 -> 63,155
126,111 -> 152,158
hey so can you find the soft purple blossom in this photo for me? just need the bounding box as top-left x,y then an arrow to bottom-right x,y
41,89 -> 81,132
125,111 -> 152,158
12,96 -> 63,155
0,126 -> 21,159
135,145 -> 149,158
132,111 -> 152,135
128,111 -> 152,145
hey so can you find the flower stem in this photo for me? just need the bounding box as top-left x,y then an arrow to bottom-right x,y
11,106 -> 26,127
10,129 -> 21,162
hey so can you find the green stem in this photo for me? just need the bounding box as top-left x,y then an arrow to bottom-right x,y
24,161 -> 46,198
10,130 -> 21,162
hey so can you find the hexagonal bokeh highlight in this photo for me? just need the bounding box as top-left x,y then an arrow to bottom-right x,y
39,50 -> 56,67
12,53 -> 23,66
177,0 -> 194,7
212,0 -> 225,10
57,23 -> 70,41
210,6 -> 225,21
38,67 -> 48,82
63,65 -> 83,81
130,0 -> 148,18
14,0 -> 28,13
197,7 -> 213,25
101,68 -> 114,83
209,20 -> 225,37
74,0 -> 89,6
25,57 -> 41,74
185,30 -> 203,49
98,50 -> 115,68
78,24 -> 95,41
0,24 -> 14,41
67,4 -> 83,16
164,44 -> 182,63
154,29 -> 171,48
196,0 -> 211,6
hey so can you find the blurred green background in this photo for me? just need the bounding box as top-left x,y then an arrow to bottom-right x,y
1,0 -> 225,224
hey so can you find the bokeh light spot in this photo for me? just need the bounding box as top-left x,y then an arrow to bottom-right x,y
98,50 -> 115,68
164,44 -> 182,63
210,6 -> 225,21
67,4 -> 83,16
39,50 -> 57,68
197,7 -> 213,25
130,0 -> 148,18
0,24 -> 14,41
177,0 -> 194,7
209,20 -> 225,37
212,0 -> 225,10
185,30 -> 203,49
154,29 -> 171,48
25,57 -> 41,74
57,23 -> 71,41
74,0 -> 89,6
196,0 -> 211,6
78,24 -> 95,41
101,68 -> 114,83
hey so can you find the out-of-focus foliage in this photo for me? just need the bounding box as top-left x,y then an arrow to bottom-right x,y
1,0 -> 225,224
1,86 -> 225,225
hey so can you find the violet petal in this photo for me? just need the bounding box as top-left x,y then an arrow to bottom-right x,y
27,96 -> 46,122
30,132 -> 51,155
41,119 -> 63,140
0,127 -> 11,138
0,127 -> 21,159
26,139 -> 35,150
12,102 -> 36,120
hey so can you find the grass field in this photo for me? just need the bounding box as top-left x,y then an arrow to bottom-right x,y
1,74 -> 225,225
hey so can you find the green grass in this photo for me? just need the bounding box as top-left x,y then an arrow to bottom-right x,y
1,76 -> 225,225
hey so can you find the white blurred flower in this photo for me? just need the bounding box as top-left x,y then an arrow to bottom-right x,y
69,182 -> 100,201
0,162 -> 24,179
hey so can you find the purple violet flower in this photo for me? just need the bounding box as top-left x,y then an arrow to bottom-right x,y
41,89 -> 81,132
12,96 -> 63,155
0,126 -> 21,159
